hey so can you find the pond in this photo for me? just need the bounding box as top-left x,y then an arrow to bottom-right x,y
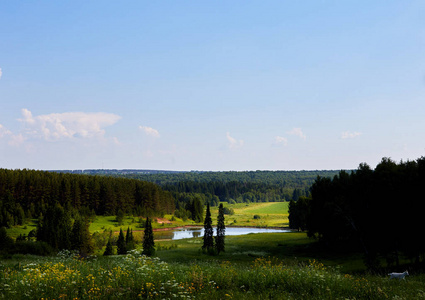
154,227 -> 291,240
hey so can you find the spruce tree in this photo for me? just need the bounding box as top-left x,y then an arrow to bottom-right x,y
103,238 -> 114,256
142,217 -> 155,256
202,203 -> 214,253
71,217 -> 94,255
37,204 -> 72,250
125,227 -> 135,251
215,203 -> 225,254
117,228 -> 127,255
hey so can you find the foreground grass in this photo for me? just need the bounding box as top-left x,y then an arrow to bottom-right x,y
2,249 -> 425,300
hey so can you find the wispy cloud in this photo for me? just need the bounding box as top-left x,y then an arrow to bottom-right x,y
226,132 -> 244,150
0,124 -> 25,146
287,128 -> 306,140
274,136 -> 288,146
139,126 -> 160,138
0,124 -> 12,137
18,109 -> 121,141
0,67 -> 2,79
341,131 -> 362,139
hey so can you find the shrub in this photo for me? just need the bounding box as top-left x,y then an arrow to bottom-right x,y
12,241 -> 54,256
223,207 -> 235,215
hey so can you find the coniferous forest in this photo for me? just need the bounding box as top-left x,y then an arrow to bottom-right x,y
289,156 -> 425,268
0,169 -> 175,228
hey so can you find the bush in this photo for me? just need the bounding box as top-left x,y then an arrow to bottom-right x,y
223,207 -> 235,215
12,241 -> 54,256
253,215 -> 261,219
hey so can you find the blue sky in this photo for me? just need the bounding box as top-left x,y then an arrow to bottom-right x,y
1,1 -> 424,171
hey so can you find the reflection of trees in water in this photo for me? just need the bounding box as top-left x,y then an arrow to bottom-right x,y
192,231 -> 201,238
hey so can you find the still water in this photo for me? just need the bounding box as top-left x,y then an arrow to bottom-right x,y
155,227 -> 291,240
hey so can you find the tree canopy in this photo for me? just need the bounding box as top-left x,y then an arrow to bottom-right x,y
293,156 -> 425,268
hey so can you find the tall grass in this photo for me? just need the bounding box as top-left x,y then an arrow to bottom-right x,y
1,251 -> 424,299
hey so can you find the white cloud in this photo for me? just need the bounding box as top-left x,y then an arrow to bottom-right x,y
0,124 -> 25,147
139,126 -> 160,138
18,109 -> 121,141
0,124 -> 12,137
287,128 -> 306,140
0,67 -> 2,79
341,131 -> 362,139
226,132 -> 244,150
274,136 -> 288,146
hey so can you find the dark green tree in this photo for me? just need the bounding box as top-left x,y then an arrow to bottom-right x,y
37,204 -> 72,250
191,197 -> 204,223
142,217 -> 155,256
288,197 -> 310,231
116,209 -> 125,225
117,228 -> 127,255
215,203 -> 225,254
70,217 -> 94,255
0,227 -> 14,251
125,227 -> 135,251
202,203 -> 214,253
103,235 -> 114,256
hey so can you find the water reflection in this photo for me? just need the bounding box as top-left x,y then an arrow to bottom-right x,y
157,227 -> 290,240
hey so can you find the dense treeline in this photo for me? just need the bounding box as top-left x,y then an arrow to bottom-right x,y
123,170 -> 339,203
290,157 -> 425,269
0,169 -> 175,227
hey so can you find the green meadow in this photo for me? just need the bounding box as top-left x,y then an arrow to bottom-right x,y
3,201 -> 425,299
2,233 -> 425,299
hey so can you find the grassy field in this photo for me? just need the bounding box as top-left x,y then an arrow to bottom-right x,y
2,233 -> 425,299
4,202 -> 425,299
227,202 -> 289,227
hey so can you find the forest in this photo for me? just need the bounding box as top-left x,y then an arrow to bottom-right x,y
289,156 -> 425,269
0,169 -> 339,229
0,168 -> 175,228
121,170 -> 339,203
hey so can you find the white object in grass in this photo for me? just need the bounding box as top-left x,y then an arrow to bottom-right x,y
388,271 -> 409,280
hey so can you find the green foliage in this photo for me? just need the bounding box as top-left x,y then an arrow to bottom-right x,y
202,203 -> 214,253
10,241 -> 54,256
0,227 -> 14,251
70,217 -> 94,255
215,203 -> 225,254
304,156 -> 425,269
103,237 -> 114,256
116,228 -> 126,255
0,168 -> 175,227
115,209 -> 125,225
36,204 -> 72,250
223,206 -> 234,215
2,251 -> 425,299
123,170 -> 339,204
125,227 -> 135,251
142,217 -> 155,256
288,197 -> 310,231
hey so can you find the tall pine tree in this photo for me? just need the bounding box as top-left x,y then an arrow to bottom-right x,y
202,203 -> 214,253
126,227 -> 135,251
117,228 -> 127,255
37,204 -> 72,250
142,217 -> 155,256
70,217 -> 94,255
215,203 -> 225,254
103,232 -> 114,256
